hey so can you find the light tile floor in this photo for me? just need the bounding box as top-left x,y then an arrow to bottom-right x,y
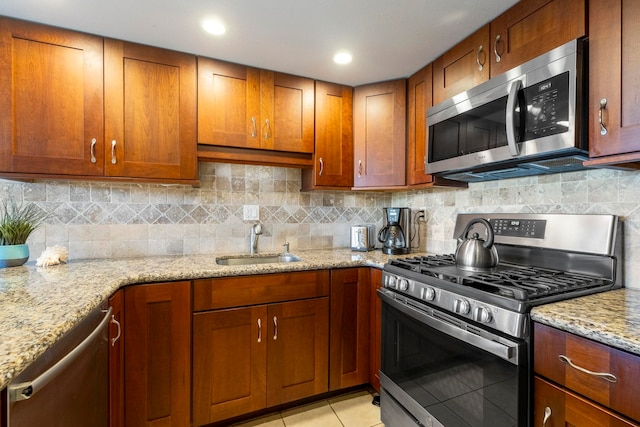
232,390 -> 384,427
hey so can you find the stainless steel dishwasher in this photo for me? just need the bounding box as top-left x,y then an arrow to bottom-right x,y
7,304 -> 111,427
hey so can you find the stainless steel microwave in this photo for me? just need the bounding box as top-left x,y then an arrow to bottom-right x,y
426,39 -> 587,182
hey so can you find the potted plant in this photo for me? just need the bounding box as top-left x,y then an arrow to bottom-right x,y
0,199 -> 48,267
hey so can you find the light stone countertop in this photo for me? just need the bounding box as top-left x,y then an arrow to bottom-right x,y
0,248 -> 412,390
531,288 -> 640,355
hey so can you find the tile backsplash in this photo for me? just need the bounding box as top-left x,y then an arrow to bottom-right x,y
1,164 -> 638,289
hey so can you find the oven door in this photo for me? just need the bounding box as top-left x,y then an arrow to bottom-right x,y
379,289 -> 529,427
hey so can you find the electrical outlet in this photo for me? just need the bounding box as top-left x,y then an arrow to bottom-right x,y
243,205 -> 260,221
415,209 -> 427,222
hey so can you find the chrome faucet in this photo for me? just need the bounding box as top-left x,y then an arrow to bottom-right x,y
283,242 -> 290,254
250,223 -> 263,255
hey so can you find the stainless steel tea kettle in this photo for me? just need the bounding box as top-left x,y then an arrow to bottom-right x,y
455,218 -> 499,271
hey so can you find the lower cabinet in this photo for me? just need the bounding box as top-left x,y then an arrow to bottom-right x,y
329,268 -> 370,390
108,290 -> 124,427
192,271 -> 330,426
369,268 -> 383,392
123,281 -> 191,427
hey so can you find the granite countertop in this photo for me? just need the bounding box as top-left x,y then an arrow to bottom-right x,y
531,288 -> 640,356
0,248 -> 412,390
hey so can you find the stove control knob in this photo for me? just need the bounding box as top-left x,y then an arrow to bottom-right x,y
398,279 -> 410,291
386,275 -> 397,289
473,306 -> 493,323
421,287 -> 436,301
453,299 -> 470,315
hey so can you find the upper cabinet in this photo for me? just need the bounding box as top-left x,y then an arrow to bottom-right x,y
0,17 -> 105,176
301,81 -> 353,190
407,64 -> 432,186
432,0 -> 585,106
584,0 -> 640,168
490,0 -> 585,76
104,40 -> 197,181
433,25 -> 490,106
353,79 -> 407,188
0,17 -> 198,184
197,58 -> 315,167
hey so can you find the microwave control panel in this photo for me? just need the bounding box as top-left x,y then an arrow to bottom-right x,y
524,71 -> 569,139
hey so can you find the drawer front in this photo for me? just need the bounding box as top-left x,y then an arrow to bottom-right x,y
193,270 -> 330,311
534,376 -> 638,427
534,322 -> 640,422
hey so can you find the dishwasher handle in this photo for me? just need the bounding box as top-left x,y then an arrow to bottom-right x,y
9,307 -> 112,402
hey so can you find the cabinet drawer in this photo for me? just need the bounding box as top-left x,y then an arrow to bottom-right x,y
534,376 -> 638,427
193,270 -> 330,311
534,322 -> 640,422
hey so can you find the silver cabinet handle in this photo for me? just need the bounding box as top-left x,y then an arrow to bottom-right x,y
319,157 -> 324,176
358,160 -> 363,177
542,407 -> 551,426
9,307 -> 112,402
257,318 -> 262,343
494,34 -> 502,63
111,140 -> 117,164
558,355 -> 618,383
251,117 -> 257,138
506,80 -> 522,156
110,314 -> 121,346
599,98 -> 608,136
477,45 -> 485,71
273,316 -> 278,340
90,138 -> 97,164
265,119 -> 271,139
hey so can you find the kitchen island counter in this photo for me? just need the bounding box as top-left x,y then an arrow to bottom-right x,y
531,288 -> 640,356
0,248 -> 413,390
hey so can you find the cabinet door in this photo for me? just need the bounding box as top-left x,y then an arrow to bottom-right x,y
353,79 -> 407,188
407,64 -> 434,186
302,81 -> 353,189
534,377 -> 637,427
587,0 -> 640,160
104,40 -> 197,181
433,25 -> 489,106
124,281 -> 191,427
193,306 -> 267,426
0,17 -> 104,176
267,298 -> 329,407
490,0 -> 585,77
329,268 -> 370,390
108,291 -> 125,427
261,71 -> 315,153
369,268 -> 383,392
197,58 -> 261,149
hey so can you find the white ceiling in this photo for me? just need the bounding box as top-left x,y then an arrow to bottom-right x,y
0,0 -> 519,86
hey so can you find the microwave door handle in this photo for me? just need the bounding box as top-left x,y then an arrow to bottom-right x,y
506,80 -> 522,156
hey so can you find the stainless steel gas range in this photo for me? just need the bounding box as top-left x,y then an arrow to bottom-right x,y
378,213 -> 622,427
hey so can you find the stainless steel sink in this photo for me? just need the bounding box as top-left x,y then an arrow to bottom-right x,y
215,254 -> 302,266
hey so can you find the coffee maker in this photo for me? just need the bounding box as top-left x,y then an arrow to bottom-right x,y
378,207 -> 411,255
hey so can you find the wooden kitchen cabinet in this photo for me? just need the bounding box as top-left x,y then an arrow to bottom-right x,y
534,322 -> 640,424
432,25 -> 490,106
353,79 -> 407,188
301,81 -> 353,190
104,40 -> 197,181
0,17 -> 198,184
490,0 -> 586,77
329,268 -> 370,390
197,57 -> 315,167
192,271 -> 330,426
0,17 -> 105,176
534,377 -> 637,427
369,268 -> 383,392
108,290 -> 125,427
124,281 -> 191,427
584,0 -> 640,168
407,64 -> 433,186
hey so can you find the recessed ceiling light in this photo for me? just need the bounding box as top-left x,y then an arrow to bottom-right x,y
202,18 -> 226,36
333,50 -> 352,65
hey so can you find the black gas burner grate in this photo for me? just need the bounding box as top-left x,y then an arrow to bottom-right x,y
389,255 -> 612,302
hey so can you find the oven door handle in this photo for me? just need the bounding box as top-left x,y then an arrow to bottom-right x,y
379,289 -> 521,364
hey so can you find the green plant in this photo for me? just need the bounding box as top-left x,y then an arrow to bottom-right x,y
0,199 -> 48,245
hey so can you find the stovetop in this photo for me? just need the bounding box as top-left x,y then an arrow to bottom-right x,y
387,255 -> 613,302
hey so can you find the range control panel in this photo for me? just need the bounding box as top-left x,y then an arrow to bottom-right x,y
490,218 -> 547,239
